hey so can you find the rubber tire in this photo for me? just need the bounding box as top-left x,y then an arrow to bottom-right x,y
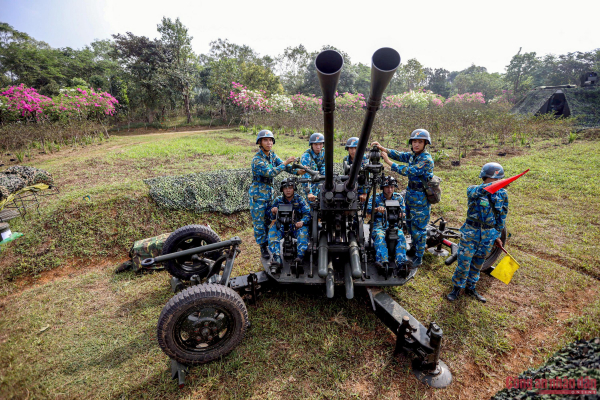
481,227 -> 507,272
157,283 -> 248,365
161,225 -> 221,280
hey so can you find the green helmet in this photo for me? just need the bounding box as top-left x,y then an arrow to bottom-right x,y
309,133 -> 325,144
480,162 -> 505,179
345,137 -> 359,150
280,178 -> 297,192
409,129 -> 431,145
380,176 -> 399,189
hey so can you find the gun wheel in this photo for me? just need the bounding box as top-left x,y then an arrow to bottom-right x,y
481,227 -> 507,272
162,225 -> 222,280
157,284 -> 248,365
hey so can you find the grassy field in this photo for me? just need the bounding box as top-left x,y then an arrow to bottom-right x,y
0,129 -> 599,399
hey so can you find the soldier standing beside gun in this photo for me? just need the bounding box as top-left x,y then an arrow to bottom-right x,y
267,178 -> 311,272
373,129 -> 434,268
446,162 -> 509,303
343,137 -> 369,203
249,130 -> 302,259
365,176 -> 412,273
300,133 -> 326,202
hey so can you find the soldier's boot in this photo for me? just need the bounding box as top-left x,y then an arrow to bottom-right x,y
270,255 -> 282,274
396,260 -> 413,278
465,287 -> 487,303
293,255 -> 304,274
446,286 -> 462,301
374,261 -> 385,274
412,255 -> 423,268
260,243 -> 270,259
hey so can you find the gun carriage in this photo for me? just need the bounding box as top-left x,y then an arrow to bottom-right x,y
142,48 -> 507,389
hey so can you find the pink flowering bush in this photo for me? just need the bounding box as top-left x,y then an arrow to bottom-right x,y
0,84 -> 54,121
290,94 -> 321,113
445,92 -> 486,105
0,84 -> 118,123
489,90 -> 517,105
229,82 -> 271,112
335,92 -> 366,109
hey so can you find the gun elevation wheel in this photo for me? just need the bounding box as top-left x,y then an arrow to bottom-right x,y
162,225 -> 222,280
157,284 -> 248,365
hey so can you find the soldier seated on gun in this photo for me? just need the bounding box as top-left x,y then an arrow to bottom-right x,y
366,176 -> 413,273
268,178 -> 311,273
343,137 -> 369,203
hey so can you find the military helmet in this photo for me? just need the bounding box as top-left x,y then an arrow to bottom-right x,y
479,162 -> 505,179
309,133 -> 325,144
256,129 -> 275,145
409,129 -> 431,145
280,178 -> 297,192
345,137 -> 359,150
380,176 -> 399,189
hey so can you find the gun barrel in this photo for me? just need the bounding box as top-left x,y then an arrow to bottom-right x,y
315,50 -> 344,192
346,48 -> 400,192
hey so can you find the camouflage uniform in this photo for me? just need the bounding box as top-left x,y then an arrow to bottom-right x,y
343,154 -> 369,195
249,150 -> 295,245
388,149 -> 434,262
451,183 -> 509,289
366,192 -> 408,264
267,193 -> 311,259
300,148 -> 325,198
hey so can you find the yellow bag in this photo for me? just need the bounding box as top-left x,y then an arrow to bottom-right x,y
491,253 -> 520,284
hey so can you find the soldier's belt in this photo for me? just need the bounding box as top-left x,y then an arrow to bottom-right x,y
407,181 -> 425,192
253,176 -> 274,185
466,219 -> 495,230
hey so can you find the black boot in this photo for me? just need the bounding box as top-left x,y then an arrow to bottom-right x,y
446,286 -> 462,301
396,260 -> 413,278
465,287 -> 487,303
260,243 -> 270,259
270,255 -> 282,274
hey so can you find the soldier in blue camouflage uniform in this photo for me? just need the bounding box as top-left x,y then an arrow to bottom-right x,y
365,176 -> 412,273
343,137 -> 369,202
374,129 -> 434,267
447,162 -> 509,303
268,178 -> 312,272
249,130 -> 301,259
300,133 -> 326,202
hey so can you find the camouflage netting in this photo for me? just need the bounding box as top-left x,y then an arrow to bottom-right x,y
492,338 -> 600,400
144,164 -> 345,214
0,166 -> 54,201
513,86 -> 600,128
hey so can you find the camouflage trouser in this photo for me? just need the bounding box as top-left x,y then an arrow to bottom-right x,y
268,223 -> 309,258
372,225 -> 408,264
249,182 -> 272,245
452,225 -> 500,289
405,190 -> 431,258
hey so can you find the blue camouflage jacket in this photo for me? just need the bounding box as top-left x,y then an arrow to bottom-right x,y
251,150 -> 295,179
343,154 -> 369,194
465,183 -> 509,232
388,150 -> 434,189
300,148 -> 326,194
269,193 -> 312,225
366,192 -> 405,229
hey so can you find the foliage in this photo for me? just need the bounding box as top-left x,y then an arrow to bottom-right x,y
445,92 -> 486,104
383,90 -> 444,109
229,82 -> 270,112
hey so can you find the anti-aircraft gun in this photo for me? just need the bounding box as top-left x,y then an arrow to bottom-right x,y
144,47 -> 506,389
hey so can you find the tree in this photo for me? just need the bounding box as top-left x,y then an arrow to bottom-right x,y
112,32 -> 171,122
401,58 -> 426,91
157,17 -> 197,123
504,48 -> 540,95
206,58 -> 240,119
424,68 -> 451,98
276,44 -> 311,94
239,62 -> 283,96
299,45 -> 356,95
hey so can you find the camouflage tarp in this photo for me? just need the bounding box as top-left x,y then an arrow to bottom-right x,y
513,86 -> 600,127
0,175 -> 26,201
144,164 -> 344,215
4,165 -> 54,186
129,232 -> 171,271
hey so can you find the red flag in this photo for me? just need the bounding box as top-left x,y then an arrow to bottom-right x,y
484,169 -> 529,194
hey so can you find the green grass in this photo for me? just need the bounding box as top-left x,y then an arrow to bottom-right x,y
0,129 -> 599,399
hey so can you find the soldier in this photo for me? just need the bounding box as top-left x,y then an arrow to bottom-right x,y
447,162 -> 509,303
373,129 -> 435,268
343,137 -> 369,202
249,130 -> 301,259
300,133 -> 326,202
365,176 -> 412,273
268,178 -> 311,273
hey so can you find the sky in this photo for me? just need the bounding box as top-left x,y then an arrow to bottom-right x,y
1,0 -> 598,74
